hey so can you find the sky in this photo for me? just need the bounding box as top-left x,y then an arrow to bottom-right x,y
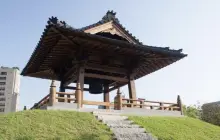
0,0 -> 220,110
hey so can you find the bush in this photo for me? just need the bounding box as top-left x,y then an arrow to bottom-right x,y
183,102 -> 202,119
202,102 -> 220,126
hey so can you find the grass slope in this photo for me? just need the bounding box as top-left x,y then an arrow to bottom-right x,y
0,110 -> 112,140
129,116 -> 220,140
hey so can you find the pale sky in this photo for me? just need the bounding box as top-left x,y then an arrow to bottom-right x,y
0,0 -> 220,109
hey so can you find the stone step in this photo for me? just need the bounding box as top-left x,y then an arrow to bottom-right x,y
107,124 -> 140,128
102,120 -> 134,125
93,111 -> 121,116
114,132 -> 156,140
92,111 -> 157,140
111,128 -> 146,134
96,115 -> 128,121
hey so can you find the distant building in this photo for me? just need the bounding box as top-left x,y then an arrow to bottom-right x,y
0,67 -> 20,114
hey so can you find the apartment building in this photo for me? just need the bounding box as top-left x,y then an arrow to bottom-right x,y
0,67 -> 20,114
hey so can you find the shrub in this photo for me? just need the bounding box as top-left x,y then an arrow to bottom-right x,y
202,102 -> 220,126
183,102 -> 202,119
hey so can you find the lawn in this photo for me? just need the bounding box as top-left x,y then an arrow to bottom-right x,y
129,116 -> 220,140
0,110 -> 112,140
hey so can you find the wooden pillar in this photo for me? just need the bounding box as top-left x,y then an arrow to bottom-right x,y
75,82 -> 81,109
103,85 -> 110,109
117,88 -> 122,110
177,95 -> 184,115
77,66 -> 85,107
128,75 -> 137,107
49,80 -> 56,106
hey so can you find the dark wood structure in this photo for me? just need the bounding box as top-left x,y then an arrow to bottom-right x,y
22,11 -> 187,109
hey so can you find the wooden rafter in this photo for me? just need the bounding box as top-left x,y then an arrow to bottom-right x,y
85,63 -> 127,75
84,73 -> 128,82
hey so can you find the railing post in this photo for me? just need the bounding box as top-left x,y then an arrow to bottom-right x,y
116,88 -> 122,110
75,83 -> 82,109
140,100 -> 143,108
49,80 -> 56,106
160,102 -> 164,110
114,96 -> 117,109
177,95 -> 184,115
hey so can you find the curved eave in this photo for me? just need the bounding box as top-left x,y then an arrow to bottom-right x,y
21,17 -> 187,83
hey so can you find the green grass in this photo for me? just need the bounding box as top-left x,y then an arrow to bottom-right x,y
0,110 -> 112,140
129,116 -> 220,140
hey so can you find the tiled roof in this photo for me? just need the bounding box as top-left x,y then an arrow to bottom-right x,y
46,16 -> 184,55
21,15 -> 187,79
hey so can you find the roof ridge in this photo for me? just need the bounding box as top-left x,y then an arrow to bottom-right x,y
79,10 -> 143,44
48,16 -> 78,31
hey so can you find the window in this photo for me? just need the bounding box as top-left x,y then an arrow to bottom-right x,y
0,108 -> 4,112
0,82 -> 6,85
0,87 -> 5,91
0,98 -> 5,101
0,103 -> 5,106
0,72 -> 7,75
0,77 -> 6,80
0,92 -> 4,96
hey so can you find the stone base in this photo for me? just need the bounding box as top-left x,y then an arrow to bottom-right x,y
41,102 -> 183,117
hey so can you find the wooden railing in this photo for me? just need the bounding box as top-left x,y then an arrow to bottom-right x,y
31,92 -> 76,109
31,81 -> 183,115
122,98 -> 180,111
56,92 -> 76,103
31,94 -> 50,109
83,100 -> 114,107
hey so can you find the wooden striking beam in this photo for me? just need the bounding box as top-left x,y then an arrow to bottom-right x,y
84,73 -> 128,82
85,63 -> 127,75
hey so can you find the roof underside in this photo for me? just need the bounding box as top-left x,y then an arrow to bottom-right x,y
21,15 -> 187,87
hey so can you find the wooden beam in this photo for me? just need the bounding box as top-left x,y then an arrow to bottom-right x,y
84,73 -> 128,82
63,65 -> 78,86
51,27 -> 80,47
64,86 -> 89,91
109,83 -> 127,92
109,76 -> 127,87
83,100 -> 111,106
52,27 -> 84,86
85,63 -> 127,75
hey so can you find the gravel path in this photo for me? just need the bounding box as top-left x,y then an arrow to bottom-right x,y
93,111 -> 157,140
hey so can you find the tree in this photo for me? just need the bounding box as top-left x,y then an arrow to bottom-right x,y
183,102 -> 202,119
23,106 -> 27,110
202,102 -> 220,126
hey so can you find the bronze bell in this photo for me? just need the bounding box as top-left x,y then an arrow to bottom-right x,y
89,79 -> 103,94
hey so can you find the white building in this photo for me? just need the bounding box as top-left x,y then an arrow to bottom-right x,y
0,67 -> 20,114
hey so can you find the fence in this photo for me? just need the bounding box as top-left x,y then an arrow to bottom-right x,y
31,82 -> 183,115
